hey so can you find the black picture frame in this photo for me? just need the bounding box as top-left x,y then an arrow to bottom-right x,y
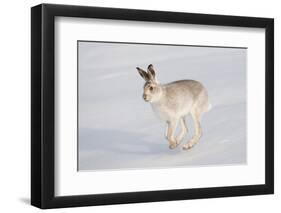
31,3 -> 274,209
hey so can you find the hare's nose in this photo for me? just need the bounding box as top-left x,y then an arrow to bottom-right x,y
143,94 -> 148,100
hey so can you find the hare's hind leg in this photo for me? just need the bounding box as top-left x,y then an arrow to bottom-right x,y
183,110 -> 202,150
175,117 -> 188,144
166,120 -> 179,149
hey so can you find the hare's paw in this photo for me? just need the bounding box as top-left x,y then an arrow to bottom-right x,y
169,144 -> 177,149
182,138 -> 198,150
182,143 -> 193,150
169,141 -> 177,149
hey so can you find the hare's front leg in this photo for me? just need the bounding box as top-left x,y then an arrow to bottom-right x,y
183,111 -> 202,150
176,117 -> 188,144
166,120 -> 178,149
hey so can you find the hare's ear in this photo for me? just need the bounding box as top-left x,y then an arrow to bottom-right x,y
136,67 -> 150,81
147,64 -> 156,80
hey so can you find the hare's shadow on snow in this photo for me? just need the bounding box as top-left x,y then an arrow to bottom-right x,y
79,114 -> 200,156
78,128 -> 182,156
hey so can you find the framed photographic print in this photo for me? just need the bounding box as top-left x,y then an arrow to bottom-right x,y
31,3 -> 274,209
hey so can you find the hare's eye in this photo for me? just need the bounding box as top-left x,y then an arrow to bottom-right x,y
149,86 -> 154,91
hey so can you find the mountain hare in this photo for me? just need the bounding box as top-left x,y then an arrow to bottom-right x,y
137,64 -> 211,150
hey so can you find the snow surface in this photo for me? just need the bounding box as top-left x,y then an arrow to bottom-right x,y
78,42 -> 247,171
